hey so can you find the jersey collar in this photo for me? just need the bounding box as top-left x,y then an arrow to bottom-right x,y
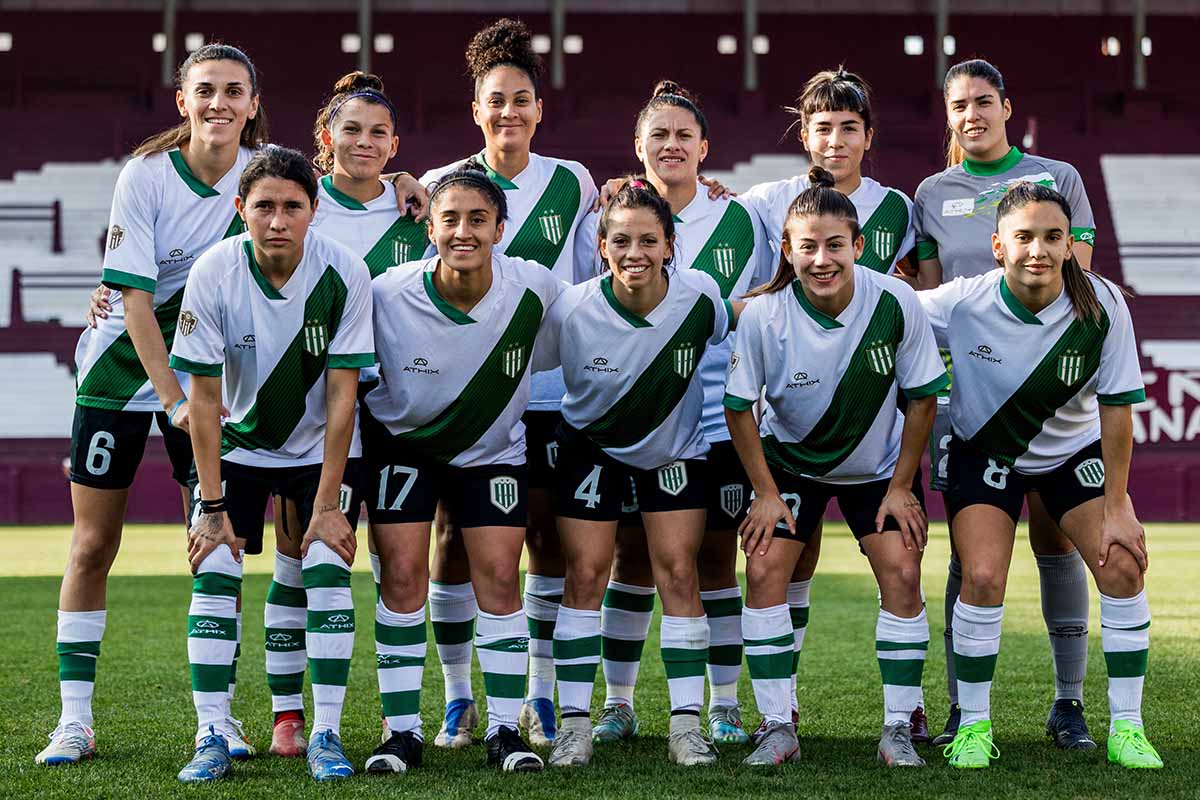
791,280 -> 845,330
423,268 -> 476,325
477,150 -> 526,191
997,274 -> 1054,325
962,146 -> 1024,177
600,274 -> 655,328
671,182 -> 707,225
319,174 -> 370,211
169,149 -> 221,198
244,240 -> 286,300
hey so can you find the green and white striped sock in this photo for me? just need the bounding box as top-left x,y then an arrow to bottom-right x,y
1100,590 -> 1150,730
188,546 -> 242,737
601,581 -> 655,710
264,551 -> 306,713
554,606 -> 601,718
661,614 -> 708,716
876,608 -> 929,725
744,603 -> 794,725
476,609 -> 529,737
227,611 -> 241,713
787,580 -> 811,714
702,586 -> 743,710
303,541 -> 355,737
377,600 -> 426,738
953,600 -> 1002,728
430,581 -> 476,704
525,573 -> 564,703
57,609 -> 105,728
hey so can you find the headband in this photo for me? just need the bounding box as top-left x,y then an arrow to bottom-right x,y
328,90 -> 397,126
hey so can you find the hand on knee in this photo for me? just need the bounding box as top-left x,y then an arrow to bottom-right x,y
1094,547 -> 1143,597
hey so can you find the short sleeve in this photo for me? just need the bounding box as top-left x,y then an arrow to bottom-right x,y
893,287 -> 950,399
169,260 -> 225,376
1058,163 -> 1096,248
1096,282 -> 1145,405
572,209 -> 601,284
917,277 -> 964,344
747,202 -> 778,291
327,258 -> 375,369
912,176 -> 940,261
532,288 -> 572,373
101,158 -> 160,293
722,297 -> 765,411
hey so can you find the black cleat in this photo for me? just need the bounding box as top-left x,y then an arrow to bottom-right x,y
931,704 -> 961,747
1046,699 -> 1097,751
366,730 -> 424,774
485,726 -> 544,772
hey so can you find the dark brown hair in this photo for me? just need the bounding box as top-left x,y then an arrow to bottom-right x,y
466,18 -> 543,98
749,165 -> 861,297
635,79 -> 708,140
238,146 -> 318,205
428,159 -> 509,222
943,58 -> 1007,168
785,66 -> 873,140
312,71 -> 396,174
134,43 -> 268,157
598,175 -> 677,272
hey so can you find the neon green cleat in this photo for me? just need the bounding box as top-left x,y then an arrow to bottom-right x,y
942,720 -> 999,769
1107,721 -> 1163,769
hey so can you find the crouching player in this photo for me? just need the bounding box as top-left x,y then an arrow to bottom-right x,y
169,147 -> 374,782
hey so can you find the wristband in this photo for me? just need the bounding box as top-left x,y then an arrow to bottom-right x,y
200,496 -> 227,514
167,397 -> 186,427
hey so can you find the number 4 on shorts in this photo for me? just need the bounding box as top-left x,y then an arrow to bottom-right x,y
575,465 -> 602,509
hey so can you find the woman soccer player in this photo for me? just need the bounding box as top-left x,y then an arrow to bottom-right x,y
418,18 -> 599,748
920,182 -> 1160,769
361,162 -> 565,774
913,59 -> 1100,749
594,80 -> 772,747
538,178 -> 738,767
36,44 -> 267,768
170,147 -> 374,783
726,167 -> 948,767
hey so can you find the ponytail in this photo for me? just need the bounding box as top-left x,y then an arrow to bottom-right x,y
942,59 -> 1006,169
312,71 -> 396,174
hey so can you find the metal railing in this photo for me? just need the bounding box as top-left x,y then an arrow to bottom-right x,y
8,268 -> 96,327
0,201 -> 64,253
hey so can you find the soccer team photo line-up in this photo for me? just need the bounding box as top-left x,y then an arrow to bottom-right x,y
40,17 -> 1162,783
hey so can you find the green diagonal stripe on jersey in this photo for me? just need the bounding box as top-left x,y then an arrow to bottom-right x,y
969,312 -> 1109,465
393,288 -> 544,462
763,290 -> 904,476
220,265 -> 349,455
857,190 -> 909,272
688,201 -> 755,298
363,215 -> 428,278
583,294 -> 716,449
503,164 -> 581,268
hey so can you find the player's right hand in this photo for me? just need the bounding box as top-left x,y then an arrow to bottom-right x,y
86,285 -> 112,328
187,511 -> 241,573
739,491 -> 794,557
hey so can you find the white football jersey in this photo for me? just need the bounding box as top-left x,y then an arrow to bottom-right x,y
76,146 -> 255,411
919,270 -> 1144,473
725,267 -> 948,484
169,230 -> 375,468
312,175 -> 428,279
364,253 -> 565,468
421,151 -> 600,411
538,268 -> 732,470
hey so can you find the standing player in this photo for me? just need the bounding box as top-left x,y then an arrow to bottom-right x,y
725,167 -> 946,767
913,59 -> 1099,749
362,162 -> 565,774
419,18 -> 599,748
170,148 -> 374,782
541,178 -> 738,767
737,66 -> 927,740
920,182 -> 1160,769
36,44 -> 266,767
594,80 -> 772,747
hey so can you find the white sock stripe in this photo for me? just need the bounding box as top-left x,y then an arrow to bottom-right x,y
429,582 -> 477,623
524,573 -> 565,596
302,540 -> 351,571
189,593 -> 235,617
272,551 -> 303,586
742,603 -> 791,640
600,607 -> 653,635
196,545 -> 241,576
429,581 -> 476,601
606,580 -> 656,596
877,649 -> 928,661
706,614 -> 742,646
524,594 -> 560,622
786,580 -> 812,606
267,651 -> 307,671
376,601 -> 426,628
1099,590 -> 1151,628
377,665 -> 424,690
660,614 -> 709,649
699,586 -> 743,601
57,609 -> 107,642
1100,627 -> 1150,654
476,609 -> 527,639
264,602 -> 306,624
875,608 -> 930,644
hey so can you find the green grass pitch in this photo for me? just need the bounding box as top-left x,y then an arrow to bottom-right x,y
1,523 -> 1197,798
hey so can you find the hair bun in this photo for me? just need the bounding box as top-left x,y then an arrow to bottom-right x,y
808,164 -> 837,189
466,18 -> 543,83
332,70 -> 385,95
652,79 -> 696,103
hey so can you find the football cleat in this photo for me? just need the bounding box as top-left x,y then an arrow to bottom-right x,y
708,704 -> 750,745
742,721 -> 801,766
485,726 -> 544,772
909,705 -> 931,744
34,721 -> 96,766
218,716 -> 255,760
269,716 -> 306,757
751,708 -> 799,745
177,727 -> 232,783
366,730 -> 424,774
877,721 -> 926,767
548,717 -> 593,767
307,729 -> 354,781
667,716 -> 719,766
943,719 -> 999,769
434,698 -> 479,749
593,703 -> 638,743
1106,721 -> 1163,769
519,697 -> 558,746
931,703 -> 961,747
1045,699 -> 1097,751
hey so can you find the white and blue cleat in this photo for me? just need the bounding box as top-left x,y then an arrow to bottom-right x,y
177,727 -> 233,783
35,721 -> 96,766
307,729 -> 354,781
519,698 -> 558,746
434,698 -> 480,749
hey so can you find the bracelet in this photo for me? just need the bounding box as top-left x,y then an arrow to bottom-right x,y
200,496 -> 227,514
389,171 -> 412,185
167,397 -> 186,427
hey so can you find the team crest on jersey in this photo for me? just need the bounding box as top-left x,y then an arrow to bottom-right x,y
178,310 -> 198,336
303,319 -> 328,356
872,229 -> 897,261
501,343 -> 527,379
657,461 -> 689,496
1074,458 -> 1105,488
864,340 -> 896,376
538,210 -> 564,245
711,245 -> 738,278
673,344 -> 698,378
489,476 -> 520,514
108,224 -> 125,250
719,483 -> 744,518
1057,350 -> 1084,385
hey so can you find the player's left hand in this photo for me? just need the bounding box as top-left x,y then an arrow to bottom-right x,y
390,173 -> 430,221
1099,495 -> 1148,572
86,285 -> 112,328
301,505 -> 357,565
876,484 -> 928,551
697,175 -> 733,199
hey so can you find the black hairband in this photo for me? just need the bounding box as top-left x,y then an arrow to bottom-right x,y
329,90 -> 397,126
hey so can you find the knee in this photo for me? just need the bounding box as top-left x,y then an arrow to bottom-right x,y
67,528 -> 119,575
745,556 -> 781,595
566,560 -> 609,607
961,563 -> 1006,603
1097,548 -> 1142,597
655,558 -> 698,601
380,562 -> 428,609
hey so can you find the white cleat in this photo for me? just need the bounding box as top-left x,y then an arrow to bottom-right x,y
433,699 -> 480,749
667,716 -> 719,766
35,721 -> 96,766
548,717 -> 593,767
213,717 -> 255,760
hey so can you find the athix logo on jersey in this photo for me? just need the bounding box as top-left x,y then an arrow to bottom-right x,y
865,340 -> 896,376
872,230 -> 897,261
319,613 -> 354,631
159,247 -> 193,266
786,370 -> 820,389
403,357 -> 439,375
584,356 -> 619,374
719,483 -> 744,518
178,310 -> 198,336
501,343 -> 527,379
1074,458 -> 1105,488
711,245 -> 738,278
303,319 -> 328,357
968,343 -> 1002,364
268,632 -> 294,643
657,461 -> 689,496
108,224 -> 125,250
190,619 -> 224,636
234,334 -> 255,351
489,475 -> 520,514
1058,350 -> 1085,385
673,344 -> 698,378
538,210 -> 564,245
